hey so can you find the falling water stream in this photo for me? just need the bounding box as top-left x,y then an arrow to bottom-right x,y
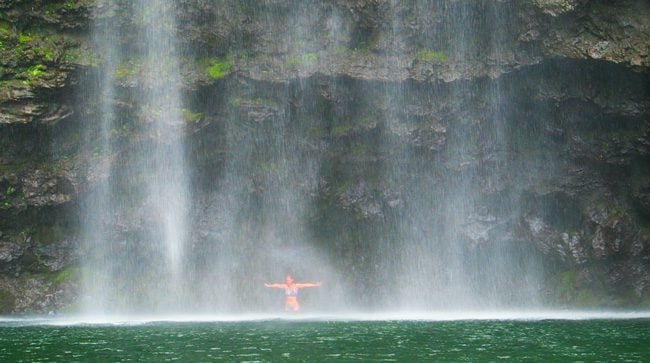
75,0 -> 636,316
81,0 -> 189,313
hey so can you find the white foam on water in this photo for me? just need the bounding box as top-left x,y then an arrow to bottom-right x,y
3,310 -> 650,326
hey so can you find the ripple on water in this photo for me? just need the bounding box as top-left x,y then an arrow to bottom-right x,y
0,319 -> 649,361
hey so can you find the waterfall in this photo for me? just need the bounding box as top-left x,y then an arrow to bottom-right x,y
77,1 -> 550,315
373,1 -> 544,310
187,4 -> 345,313
81,0 -> 189,313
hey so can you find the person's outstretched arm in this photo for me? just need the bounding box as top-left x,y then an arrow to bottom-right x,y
295,282 -> 322,288
264,283 -> 286,288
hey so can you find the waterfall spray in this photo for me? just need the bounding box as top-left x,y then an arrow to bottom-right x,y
81,0 -> 189,313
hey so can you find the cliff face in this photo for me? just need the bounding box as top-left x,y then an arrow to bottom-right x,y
0,0 -> 648,313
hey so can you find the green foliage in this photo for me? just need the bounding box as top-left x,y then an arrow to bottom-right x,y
181,108 -> 203,122
91,146 -> 103,159
555,268 -> 615,307
114,59 -> 142,79
229,97 -> 276,108
331,123 -> 353,137
556,269 -> 580,304
286,56 -> 300,68
416,48 -> 447,63
351,142 -> 371,159
0,187 -> 24,209
259,161 -> 281,174
26,64 -> 44,78
44,0 -> 77,16
13,44 -> 24,59
44,4 -> 59,16
287,52 -> 319,69
20,64 -> 46,86
50,267 -> 79,284
332,45 -> 348,55
303,52 -> 318,62
205,57 -> 232,80
38,47 -> 55,62
17,34 -> 34,44
573,289 -> 602,306
109,124 -> 131,139
334,181 -> 351,199
63,47 -> 99,67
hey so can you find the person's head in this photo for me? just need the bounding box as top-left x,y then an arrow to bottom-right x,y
285,275 -> 294,284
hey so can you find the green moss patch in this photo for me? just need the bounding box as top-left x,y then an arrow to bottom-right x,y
50,267 -> 79,285
0,22 -> 9,36
287,52 -> 319,69
181,108 -> 203,122
114,59 -> 143,80
205,57 -> 232,80
331,123 -> 354,137
17,34 -> 35,44
303,52 -> 318,62
229,97 -> 277,108
416,48 -> 447,63
62,45 -> 99,67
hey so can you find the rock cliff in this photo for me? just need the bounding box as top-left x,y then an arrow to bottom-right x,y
0,0 -> 648,312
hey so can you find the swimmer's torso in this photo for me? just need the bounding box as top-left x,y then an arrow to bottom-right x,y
285,285 -> 298,296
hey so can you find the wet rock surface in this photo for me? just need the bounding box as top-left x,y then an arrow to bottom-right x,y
0,0 -> 648,312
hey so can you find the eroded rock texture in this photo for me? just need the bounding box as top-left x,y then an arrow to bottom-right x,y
0,0 -> 648,312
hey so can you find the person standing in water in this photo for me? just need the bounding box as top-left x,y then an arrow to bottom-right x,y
264,275 -> 322,311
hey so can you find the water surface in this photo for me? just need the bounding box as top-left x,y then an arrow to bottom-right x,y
1,314 -> 649,362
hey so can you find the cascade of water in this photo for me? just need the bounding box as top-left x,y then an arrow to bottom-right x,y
79,8 -> 119,314
134,0 -> 188,304
374,1 -> 544,310
78,0 -> 552,315
184,3 -> 347,313
81,0 -> 188,313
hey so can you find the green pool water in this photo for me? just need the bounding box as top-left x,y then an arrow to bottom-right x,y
1,317 -> 649,362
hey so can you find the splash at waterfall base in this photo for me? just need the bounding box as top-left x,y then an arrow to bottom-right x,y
0,1 -> 648,315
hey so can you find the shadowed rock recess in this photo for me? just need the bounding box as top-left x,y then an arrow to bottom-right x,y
0,0 -> 648,313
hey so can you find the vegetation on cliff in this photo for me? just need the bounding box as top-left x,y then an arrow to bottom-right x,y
0,0 -> 648,313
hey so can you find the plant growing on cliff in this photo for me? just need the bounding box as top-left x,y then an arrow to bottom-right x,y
38,47 -> 55,62
20,64 -> 46,85
303,52 -> 318,62
181,108 -> 203,122
0,22 -> 9,36
287,52 -> 319,70
0,22 -> 8,50
416,48 -> 447,63
114,59 -> 143,80
331,123 -> 354,137
205,57 -> 232,80
50,267 -> 80,285
17,34 -> 34,44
